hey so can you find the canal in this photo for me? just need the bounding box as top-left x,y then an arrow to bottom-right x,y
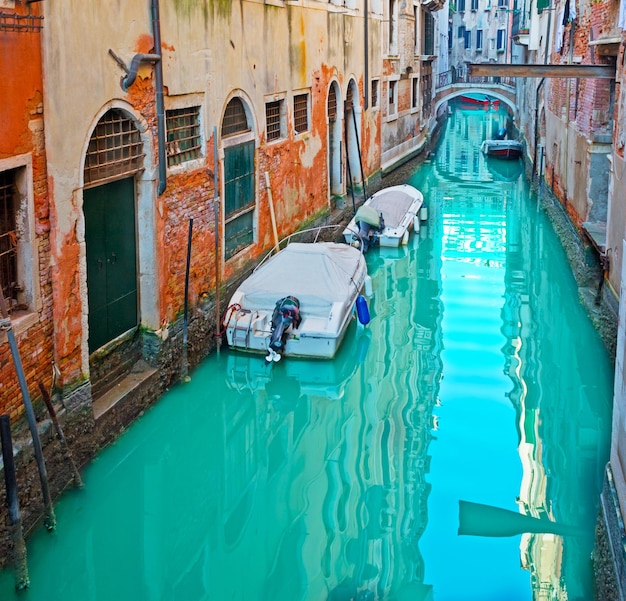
0,105 -> 614,600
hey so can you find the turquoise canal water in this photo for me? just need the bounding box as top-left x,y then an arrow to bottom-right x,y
0,106 -> 614,600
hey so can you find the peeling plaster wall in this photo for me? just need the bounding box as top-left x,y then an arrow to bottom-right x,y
40,0 -> 397,395
0,2 -> 55,420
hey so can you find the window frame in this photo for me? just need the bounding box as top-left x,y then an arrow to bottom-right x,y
387,78 -> 399,120
265,96 -> 286,143
476,28 -> 484,50
497,28 -> 506,51
293,91 -> 310,135
0,154 -> 41,332
165,105 -> 202,167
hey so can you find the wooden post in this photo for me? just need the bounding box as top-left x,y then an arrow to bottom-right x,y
264,172 -> 280,253
1,414 -> 29,589
0,289 -> 55,530
38,382 -> 84,488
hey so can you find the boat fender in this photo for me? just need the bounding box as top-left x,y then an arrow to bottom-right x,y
364,275 -> 373,297
356,294 -> 370,325
401,230 -> 409,246
419,206 -> 428,221
413,214 -> 420,233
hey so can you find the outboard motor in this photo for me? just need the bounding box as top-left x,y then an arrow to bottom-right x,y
353,205 -> 384,252
267,295 -> 301,361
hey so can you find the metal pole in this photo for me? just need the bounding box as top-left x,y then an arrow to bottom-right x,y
181,218 -> 193,382
344,105 -> 356,214
351,106 -> 368,203
38,382 -> 83,488
213,128 -> 222,350
0,289 -> 55,530
1,414 -> 29,589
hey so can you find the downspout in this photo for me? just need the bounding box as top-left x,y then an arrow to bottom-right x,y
152,0 -> 167,196
532,77 -> 545,182
364,0 -> 369,110
532,1 -> 552,183
120,53 -> 161,90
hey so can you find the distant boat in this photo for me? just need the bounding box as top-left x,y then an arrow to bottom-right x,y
342,184 -> 425,252
223,240 -> 370,361
481,139 -> 524,160
459,94 -> 500,108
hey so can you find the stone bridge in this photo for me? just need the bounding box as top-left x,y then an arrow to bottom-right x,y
434,68 -> 517,117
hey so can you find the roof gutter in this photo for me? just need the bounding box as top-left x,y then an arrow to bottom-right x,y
151,0 -> 167,196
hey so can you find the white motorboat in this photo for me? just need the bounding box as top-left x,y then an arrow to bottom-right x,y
223,241 -> 371,360
342,184 -> 425,251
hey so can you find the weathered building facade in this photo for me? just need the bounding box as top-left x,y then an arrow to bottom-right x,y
0,0 -> 447,420
0,3 -> 54,420
512,0 -> 626,591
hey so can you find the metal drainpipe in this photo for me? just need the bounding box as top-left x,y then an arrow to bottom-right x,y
152,0 -> 167,196
532,77 -> 545,182
364,0 -> 369,110
120,53 -> 161,91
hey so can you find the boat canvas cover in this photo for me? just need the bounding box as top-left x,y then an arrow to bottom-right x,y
237,243 -> 364,316
369,189 -> 417,228
355,205 -> 381,227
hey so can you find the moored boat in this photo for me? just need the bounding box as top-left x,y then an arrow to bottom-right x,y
459,94 -> 500,108
223,240 -> 371,361
342,184 -> 425,252
481,139 -> 524,160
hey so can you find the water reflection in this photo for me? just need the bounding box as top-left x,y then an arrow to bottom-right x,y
0,106 -> 613,601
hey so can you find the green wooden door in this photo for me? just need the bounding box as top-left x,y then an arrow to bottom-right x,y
84,178 -> 138,353
224,141 -> 255,258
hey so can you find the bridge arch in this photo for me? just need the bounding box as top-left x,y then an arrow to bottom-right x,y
434,87 -> 517,118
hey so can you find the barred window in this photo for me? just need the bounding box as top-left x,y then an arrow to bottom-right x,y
328,87 -> 337,123
222,98 -> 250,137
0,170 -> 19,312
266,100 -> 284,142
84,109 -> 144,187
166,106 -> 201,166
294,93 -> 309,134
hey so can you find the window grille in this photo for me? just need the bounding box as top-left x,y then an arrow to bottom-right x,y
266,101 -> 282,141
328,88 -> 337,122
458,0 -> 466,11
222,98 -> 250,137
0,170 -> 19,312
84,109 -> 144,187
294,94 -> 309,134
166,106 -> 201,166
471,0 -> 479,9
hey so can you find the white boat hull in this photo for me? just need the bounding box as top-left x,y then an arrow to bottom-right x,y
343,184 -> 424,249
223,242 -> 369,359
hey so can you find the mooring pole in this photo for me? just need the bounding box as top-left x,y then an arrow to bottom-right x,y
38,382 -> 83,488
181,217 -> 193,382
1,414 -> 29,589
351,106 -> 367,203
344,104 -> 356,214
213,128 -> 222,351
0,289 -> 55,530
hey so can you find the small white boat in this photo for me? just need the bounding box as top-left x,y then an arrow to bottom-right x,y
342,184 -> 424,251
223,241 -> 371,360
481,139 -> 524,160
